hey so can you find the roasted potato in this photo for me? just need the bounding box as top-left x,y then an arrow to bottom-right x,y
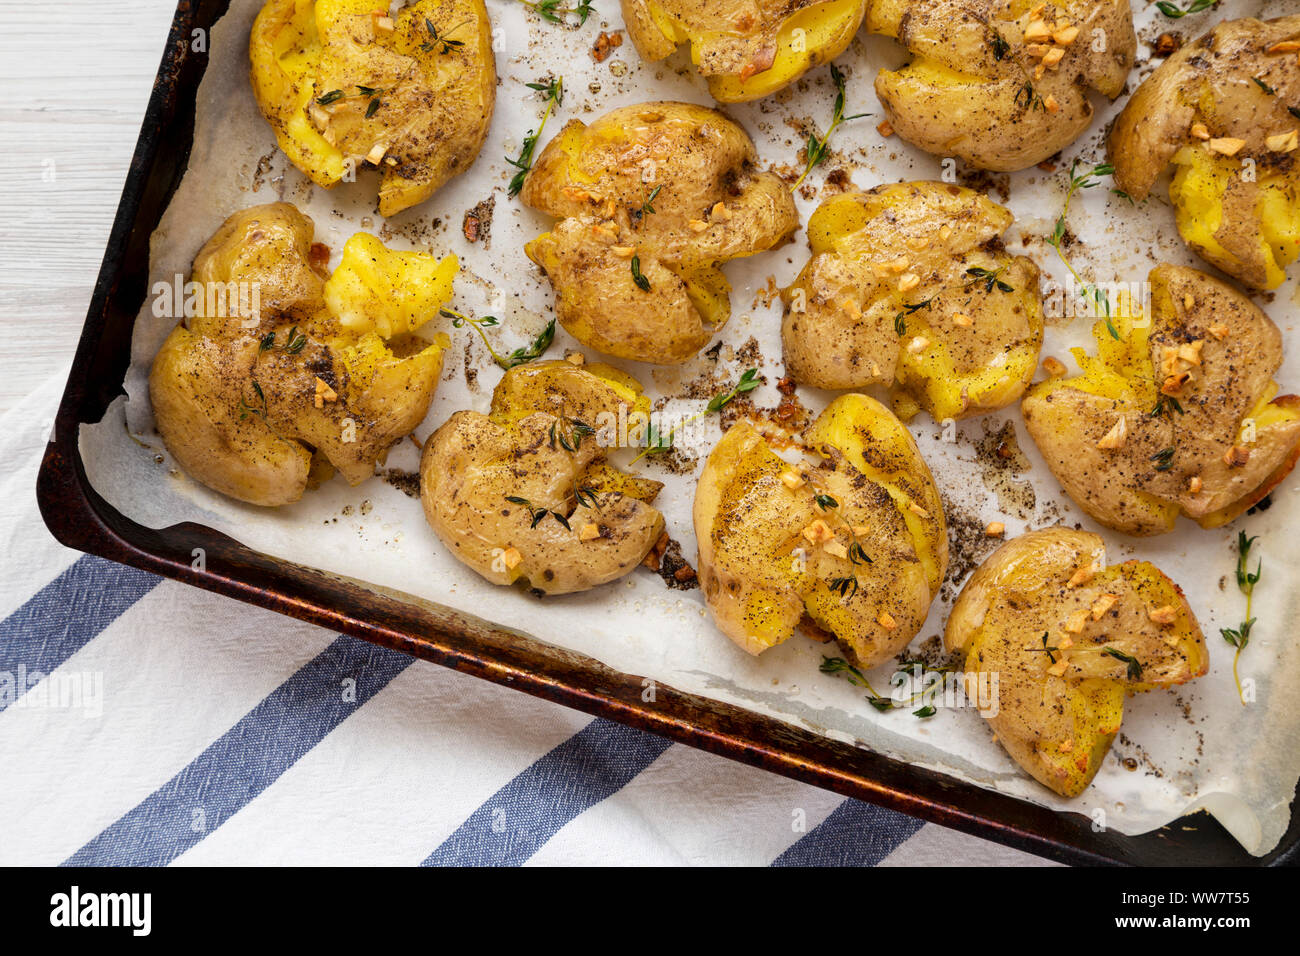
945,528 -> 1207,797
420,360 -> 666,595
521,102 -> 799,365
249,0 -> 496,217
782,182 -> 1043,421
149,202 -> 456,507
620,0 -> 868,102
1022,264 -> 1300,535
865,0 -> 1135,170
1108,15 -> 1300,290
694,393 -> 947,666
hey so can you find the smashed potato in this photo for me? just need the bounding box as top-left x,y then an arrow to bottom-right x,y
249,0 -> 496,217
149,202 -> 456,507
782,182 -> 1043,421
620,0 -> 868,102
1022,264 -> 1300,536
945,528 -> 1207,797
694,393 -> 947,667
865,0 -> 1135,170
1108,15 -> 1300,290
521,102 -> 798,365
420,360 -> 665,595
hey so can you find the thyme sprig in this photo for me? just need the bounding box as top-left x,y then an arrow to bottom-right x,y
965,266 -> 1015,294
1033,631 -> 1060,664
1150,394 -> 1185,419
707,367 -> 761,412
791,64 -> 870,191
516,0 -> 595,26
1221,531 -> 1261,705
1103,646 -> 1143,681
1014,81 -> 1046,112
894,296 -> 936,336
633,185 -> 663,226
506,77 -> 563,198
506,495 -> 571,530
1156,0 -> 1218,18
630,255 -> 651,292
441,307 -> 555,369
820,656 -> 941,716
1047,160 -> 1119,336
420,17 -> 467,54
316,84 -> 385,118
238,381 -> 268,422
258,326 -> 307,355
810,488 -> 873,602
633,368 -> 760,462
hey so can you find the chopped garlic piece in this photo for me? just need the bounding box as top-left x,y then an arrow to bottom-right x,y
1090,593 -> 1118,621
780,470 -> 806,491
1223,445 -> 1250,467
1148,605 -> 1177,626
1067,561 -> 1097,588
1208,137 -> 1246,156
1096,415 -> 1128,450
802,519 -> 835,545
314,377 -> 338,408
1024,20 -> 1052,42
1266,130 -> 1298,153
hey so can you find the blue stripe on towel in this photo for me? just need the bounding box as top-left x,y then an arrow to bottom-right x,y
423,717 -> 673,866
64,634 -> 412,866
772,798 -> 924,866
0,555 -> 158,712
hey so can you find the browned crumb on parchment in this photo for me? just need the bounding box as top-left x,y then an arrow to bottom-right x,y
462,195 -> 495,247
591,30 -> 623,63
643,532 -> 699,590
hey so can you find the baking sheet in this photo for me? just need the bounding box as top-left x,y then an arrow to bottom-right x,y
80,0 -> 1300,854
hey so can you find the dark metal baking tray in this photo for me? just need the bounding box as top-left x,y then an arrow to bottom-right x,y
35,0 -> 1299,866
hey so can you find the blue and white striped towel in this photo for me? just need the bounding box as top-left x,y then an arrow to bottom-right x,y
1,372 -> 1054,866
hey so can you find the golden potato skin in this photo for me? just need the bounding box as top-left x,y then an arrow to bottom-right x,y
782,182 -> 1043,420
1108,16 -> 1300,290
621,0 -> 868,102
1022,264 -> 1300,536
866,0 -> 1135,170
945,528 -> 1207,797
694,393 -> 947,667
149,202 -> 456,507
250,0 -> 496,217
420,361 -> 665,595
521,102 -> 798,365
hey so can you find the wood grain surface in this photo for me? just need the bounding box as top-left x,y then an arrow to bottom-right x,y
0,0 -> 177,415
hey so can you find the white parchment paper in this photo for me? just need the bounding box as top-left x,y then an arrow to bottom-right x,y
80,0 -> 1300,853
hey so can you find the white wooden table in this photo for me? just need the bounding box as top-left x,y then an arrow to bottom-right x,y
0,0 -> 178,415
